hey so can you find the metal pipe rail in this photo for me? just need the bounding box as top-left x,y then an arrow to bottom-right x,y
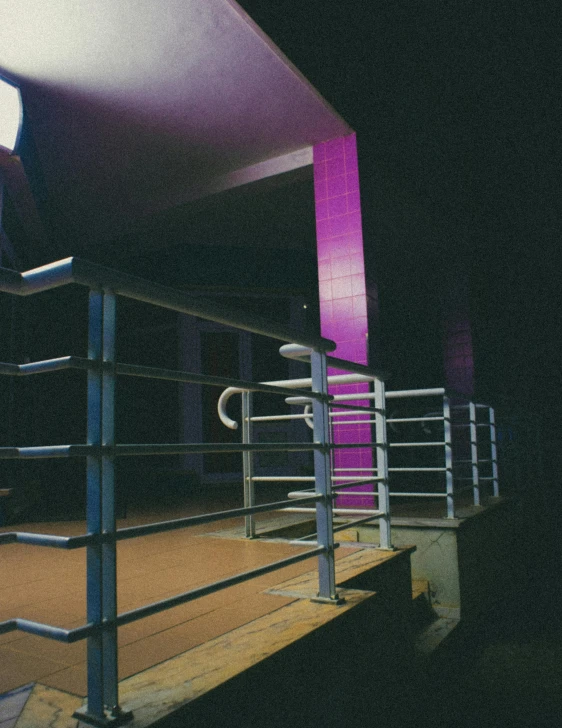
0,257 -> 335,352
384,388 -> 500,517
218,346 -> 392,551
0,257 -> 339,727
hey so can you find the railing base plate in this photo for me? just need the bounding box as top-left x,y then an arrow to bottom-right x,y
73,706 -> 133,727
311,594 -> 346,605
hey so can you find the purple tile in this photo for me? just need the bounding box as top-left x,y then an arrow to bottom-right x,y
353,299 -> 368,322
326,155 -> 346,178
330,239 -> 350,258
345,230 -> 363,254
316,239 -> 331,261
328,195 -> 348,218
318,258 -> 331,281
346,172 -> 359,193
349,254 -> 365,275
313,144 -> 326,163
330,215 -> 350,237
331,296 -> 354,320
315,218 -> 331,240
344,151 -> 358,173
324,137 -> 345,159
318,279 -> 333,302
330,256 -> 351,279
331,275 -> 353,299
327,174 -> 347,198
346,191 -> 361,213
315,198 -> 329,221
348,210 -> 362,231
351,274 -> 366,296
314,159 -> 327,180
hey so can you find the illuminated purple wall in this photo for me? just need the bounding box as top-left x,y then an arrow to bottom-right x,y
442,272 -> 474,397
313,133 -> 374,507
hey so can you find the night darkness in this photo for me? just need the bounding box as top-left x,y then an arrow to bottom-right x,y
238,0 -> 562,489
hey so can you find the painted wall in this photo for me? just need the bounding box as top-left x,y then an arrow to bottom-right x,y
313,133 -> 374,507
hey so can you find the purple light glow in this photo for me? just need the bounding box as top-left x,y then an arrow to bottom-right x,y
313,133 -> 374,508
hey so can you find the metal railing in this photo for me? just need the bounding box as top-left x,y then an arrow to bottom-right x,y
385,388 -> 499,517
218,344 -> 393,550
0,257 -> 339,726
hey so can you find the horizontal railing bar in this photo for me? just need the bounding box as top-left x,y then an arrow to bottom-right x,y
389,467 -> 448,472
0,445 -> 92,459
386,417 -> 444,424
115,362 -> 326,401
332,507 -> 381,515
115,495 -> 321,541
332,477 -> 385,487
331,409 -> 381,416
389,492 -> 448,498
330,403 -> 382,413
285,397 -> 380,413
332,514 -> 382,532
386,388 -> 445,399
250,476 -> 316,482
332,491 -> 380,496
116,546 -> 326,627
388,441 -> 445,447
331,443 -> 376,450
332,392 -> 376,402
333,467 -> 377,472
250,414 -> 311,422
287,490 -> 318,499
332,419 -> 377,426
279,345 -> 388,380
0,618 -> 94,643
0,356 -> 92,376
325,355 -> 390,381
478,476 -> 496,480
8,258 -> 336,352
0,531 -> 94,549
332,476 -> 385,490
114,442 -> 326,456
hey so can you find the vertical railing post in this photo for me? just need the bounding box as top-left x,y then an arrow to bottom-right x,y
310,349 -> 338,602
77,290 -> 131,726
242,390 -> 255,539
469,401 -> 480,507
81,289 -> 105,724
489,407 -> 499,498
374,377 -> 392,549
443,395 -> 455,518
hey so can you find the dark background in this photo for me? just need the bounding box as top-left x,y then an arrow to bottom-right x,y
237,0 -> 562,489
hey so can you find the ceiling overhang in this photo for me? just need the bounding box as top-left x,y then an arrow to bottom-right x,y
0,0 -> 352,247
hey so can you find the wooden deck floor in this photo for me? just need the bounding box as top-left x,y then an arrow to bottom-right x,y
0,500 -> 360,698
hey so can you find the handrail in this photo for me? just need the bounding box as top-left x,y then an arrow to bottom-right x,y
219,372 -> 381,430
0,257 -> 341,726
279,343 -> 390,380
0,257 -> 336,352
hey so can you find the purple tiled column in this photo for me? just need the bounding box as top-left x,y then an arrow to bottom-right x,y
442,271 -> 475,397
313,133 -> 374,508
